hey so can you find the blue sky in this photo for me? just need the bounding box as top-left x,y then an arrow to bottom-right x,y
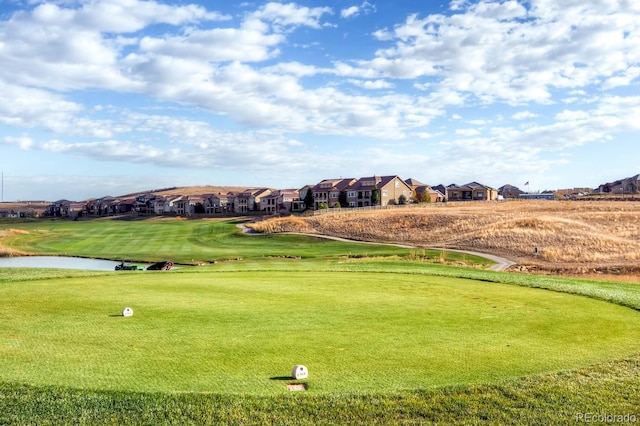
1,0 -> 639,201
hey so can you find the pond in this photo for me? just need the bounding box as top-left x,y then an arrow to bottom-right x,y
0,256 -> 123,271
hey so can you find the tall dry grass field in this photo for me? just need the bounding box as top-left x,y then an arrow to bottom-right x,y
250,201 -> 640,277
0,229 -> 28,256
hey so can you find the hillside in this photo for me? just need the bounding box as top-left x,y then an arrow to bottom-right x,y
117,185 -> 252,199
248,200 -> 640,279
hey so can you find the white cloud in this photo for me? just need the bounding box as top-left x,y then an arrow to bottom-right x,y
347,79 -> 394,89
247,2 -> 333,31
3,136 -> 34,149
0,82 -> 102,134
340,2 -> 375,19
341,6 -> 359,19
512,111 -> 539,120
137,28 -> 284,62
1,1 -> 640,199
356,1 -> 640,106
455,128 -> 480,136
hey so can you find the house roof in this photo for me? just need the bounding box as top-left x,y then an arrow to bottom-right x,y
414,185 -> 432,194
239,188 -> 272,198
405,178 -> 424,187
349,175 -> 407,191
448,181 -> 496,191
312,178 -> 355,192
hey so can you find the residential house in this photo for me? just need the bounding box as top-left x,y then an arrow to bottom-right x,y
86,197 -> 115,216
414,185 -> 445,203
46,200 -> 73,217
173,196 -> 205,216
431,184 -> 449,200
115,197 -> 136,215
498,184 -> 525,199
261,189 -> 300,214
226,192 -> 239,213
311,178 -> 356,209
152,196 -> 170,215
597,174 -> 640,194
235,188 -> 272,213
404,178 -> 424,203
297,185 -> 313,211
554,188 -> 593,199
404,178 -> 445,203
203,193 -> 233,214
446,182 -> 498,201
133,193 -> 159,216
346,175 -> 412,207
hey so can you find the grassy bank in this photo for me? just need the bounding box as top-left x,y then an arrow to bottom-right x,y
1,355 -> 638,425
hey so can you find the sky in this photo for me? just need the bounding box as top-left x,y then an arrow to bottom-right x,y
1,0 -> 639,201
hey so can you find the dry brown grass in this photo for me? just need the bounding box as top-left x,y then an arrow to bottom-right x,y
0,229 -> 30,257
250,201 -> 640,279
130,186 -> 250,198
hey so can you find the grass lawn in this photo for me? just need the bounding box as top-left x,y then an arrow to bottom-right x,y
0,218 -> 489,266
1,269 -> 639,395
1,218 -> 640,423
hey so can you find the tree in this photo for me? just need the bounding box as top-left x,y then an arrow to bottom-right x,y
304,189 -> 314,209
398,194 -> 407,205
338,191 -> 348,207
371,185 -> 381,206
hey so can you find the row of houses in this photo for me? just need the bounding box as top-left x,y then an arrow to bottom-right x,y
596,174 -> 640,194
15,172 -> 640,219
45,187 -> 309,219
44,176 -> 506,219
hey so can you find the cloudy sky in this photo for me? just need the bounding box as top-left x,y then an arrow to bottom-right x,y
1,0 -> 639,201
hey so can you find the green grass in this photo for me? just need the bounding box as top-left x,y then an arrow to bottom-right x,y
1,269 -> 640,397
1,356 -> 639,425
1,218 -> 640,423
0,218 -> 489,266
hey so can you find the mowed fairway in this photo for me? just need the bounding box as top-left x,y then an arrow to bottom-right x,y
1,270 -> 640,394
2,218 -> 463,264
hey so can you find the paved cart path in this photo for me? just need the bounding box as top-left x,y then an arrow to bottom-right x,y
237,224 -> 516,271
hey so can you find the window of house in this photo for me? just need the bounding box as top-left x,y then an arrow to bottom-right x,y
477,191 -> 484,198
348,191 -> 356,197
382,190 -> 388,196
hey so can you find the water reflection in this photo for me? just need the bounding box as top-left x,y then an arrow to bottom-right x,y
0,256 -> 122,271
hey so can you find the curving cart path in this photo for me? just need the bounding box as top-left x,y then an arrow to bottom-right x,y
237,224 -> 516,271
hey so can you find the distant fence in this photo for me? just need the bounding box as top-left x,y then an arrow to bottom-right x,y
309,202 -> 446,216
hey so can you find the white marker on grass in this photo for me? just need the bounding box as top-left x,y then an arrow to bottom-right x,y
291,365 -> 308,380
